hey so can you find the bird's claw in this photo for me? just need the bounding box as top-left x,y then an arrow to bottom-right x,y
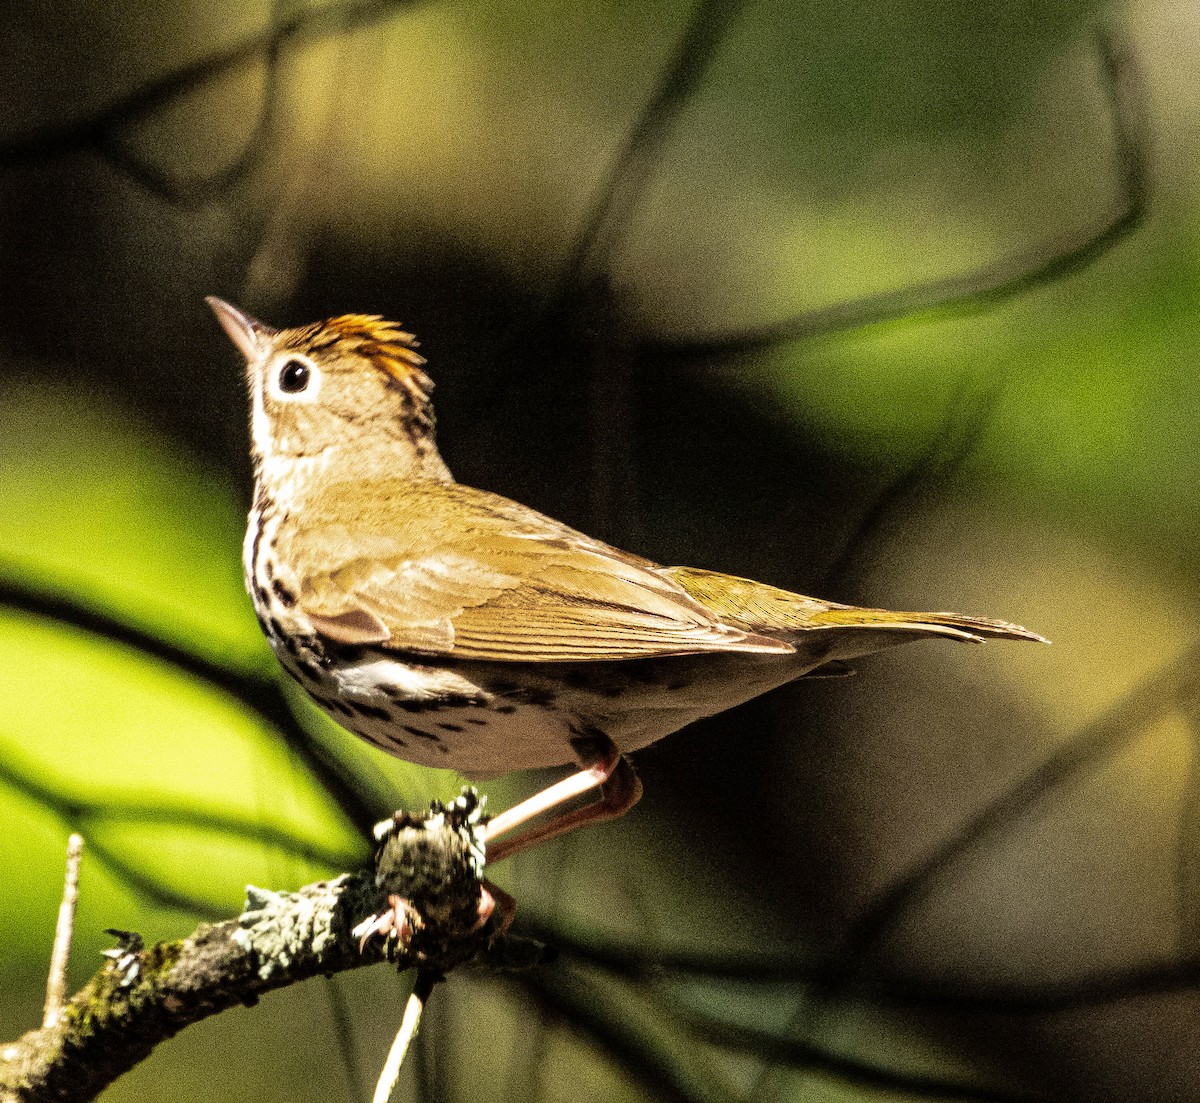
353,894 -> 424,953
473,886 -> 496,932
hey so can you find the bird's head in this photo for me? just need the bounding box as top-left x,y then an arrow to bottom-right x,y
207,297 -> 450,482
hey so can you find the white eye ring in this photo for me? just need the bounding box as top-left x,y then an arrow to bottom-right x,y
267,353 -> 321,402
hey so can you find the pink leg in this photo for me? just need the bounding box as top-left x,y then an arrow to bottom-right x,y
477,880 -> 517,935
484,747 -> 642,864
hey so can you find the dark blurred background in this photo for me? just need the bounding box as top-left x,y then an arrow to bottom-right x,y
2,1 -> 1198,1100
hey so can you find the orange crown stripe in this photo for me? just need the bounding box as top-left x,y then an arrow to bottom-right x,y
324,314 -> 427,371
318,314 -> 433,405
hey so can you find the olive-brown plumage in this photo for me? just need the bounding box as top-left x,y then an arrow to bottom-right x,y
208,297 -> 1045,860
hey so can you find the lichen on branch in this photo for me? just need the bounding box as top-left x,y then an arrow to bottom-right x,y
0,791 -> 494,1103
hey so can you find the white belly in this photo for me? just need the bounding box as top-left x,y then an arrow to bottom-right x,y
281,648 -> 810,776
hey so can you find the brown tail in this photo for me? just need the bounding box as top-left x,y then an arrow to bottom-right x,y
807,606 -> 1049,645
666,566 -> 1047,646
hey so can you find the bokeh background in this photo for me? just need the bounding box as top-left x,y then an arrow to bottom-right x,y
2,1 -> 1199,1099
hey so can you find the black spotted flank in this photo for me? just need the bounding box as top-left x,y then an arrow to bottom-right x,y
404,725 -> 440,742
271,579 -> 297,608
391,692 -> 489,714
355,703 -> 392,722
312,693 -> 355,719
563,668 -> 624,697
438,722 -> 464,732
493,705 -> 518,715
487,681 -> 556,708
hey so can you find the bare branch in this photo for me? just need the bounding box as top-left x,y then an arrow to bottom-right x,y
0,742 -> 361,870
841,641 -> 1200,961
677,1006 -> 1052,1103
372,969 -> 438,1103
644,28 -> 1148,361
820,371 -> 1006,592
503,955 -> 1053,1103
516,914 -> 1200,1014
41,835 -> 84,1030
0,0 -> 417,195
0,794 -> 494,1103
500,964 -> 741,1103
549,0 -> 748,318
0,571 -> 385,838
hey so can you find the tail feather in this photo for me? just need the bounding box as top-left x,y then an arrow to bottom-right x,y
665,566 -> 1047,646
807,607 -> 1049,645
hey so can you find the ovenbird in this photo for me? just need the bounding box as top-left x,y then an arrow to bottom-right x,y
208,297 -> 1044,862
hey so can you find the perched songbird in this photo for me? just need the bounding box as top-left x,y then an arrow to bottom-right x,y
208,297 -> 1045,861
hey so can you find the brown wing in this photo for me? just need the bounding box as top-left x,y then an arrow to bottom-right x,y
281,481 -> 793,662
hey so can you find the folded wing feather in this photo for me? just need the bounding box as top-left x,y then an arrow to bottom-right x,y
286,481 -> 793,661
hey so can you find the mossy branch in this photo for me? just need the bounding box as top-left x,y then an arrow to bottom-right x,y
0,793 -> 496,1103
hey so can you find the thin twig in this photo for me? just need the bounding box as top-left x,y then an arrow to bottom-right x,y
0,571 -> 384,837
372,969 -> 438,1103
42,834 -> 85,1030
762,638 -> 1200,1098
643,27 -> 1148,361
548,0 -> 748,318
515,913 -> 1200,1013
676,1003 -> 1052,1103
0,745 -> 361,871
841,641 -> 1200,961
820,369 -> 1007,593
0,0 -> 413,171
502,966 -> 742,1103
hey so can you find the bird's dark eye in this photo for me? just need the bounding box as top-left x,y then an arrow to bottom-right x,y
278,359 -> 311,394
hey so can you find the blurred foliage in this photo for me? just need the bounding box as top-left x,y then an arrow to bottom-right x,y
3,0 -> 1200,1101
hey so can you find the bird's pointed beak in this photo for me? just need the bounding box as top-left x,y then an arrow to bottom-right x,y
206,296 -> 276,361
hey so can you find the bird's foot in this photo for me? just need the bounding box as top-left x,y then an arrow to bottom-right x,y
475,880 -> 517,936
353,894 -> 424,954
